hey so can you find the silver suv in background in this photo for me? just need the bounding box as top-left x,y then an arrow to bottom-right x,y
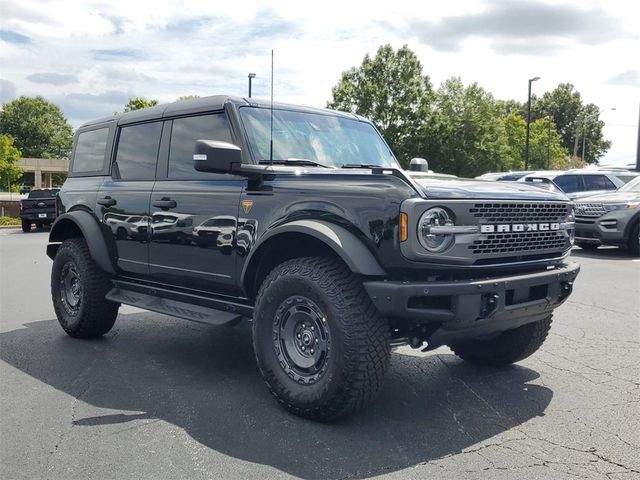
518,169 -> 638,200
574,176 -> 640,255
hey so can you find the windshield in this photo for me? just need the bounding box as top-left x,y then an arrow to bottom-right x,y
239,107 -> 398,168
619,176 -> 640,193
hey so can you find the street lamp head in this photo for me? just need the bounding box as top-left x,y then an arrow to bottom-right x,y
248,73 -> 256,79
530,76 -> 541,82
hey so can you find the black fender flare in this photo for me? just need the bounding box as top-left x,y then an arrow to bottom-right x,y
241,219 -> 386,285
47,211 -> 117,274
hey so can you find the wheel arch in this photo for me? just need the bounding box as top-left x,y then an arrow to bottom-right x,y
241,219 -> 386,300
47,211 -> 117,274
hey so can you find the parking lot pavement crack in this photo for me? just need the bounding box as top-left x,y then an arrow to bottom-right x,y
565,299 -> 629,316
536,357 -> 638,392
524,435 -> 640,475
45,380 -> 91,473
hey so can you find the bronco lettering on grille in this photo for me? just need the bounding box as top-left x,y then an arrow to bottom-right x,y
480,223 -> 560,233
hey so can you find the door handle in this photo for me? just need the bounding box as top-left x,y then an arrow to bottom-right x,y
153,198 -> 177,209
97,196 -> 116,206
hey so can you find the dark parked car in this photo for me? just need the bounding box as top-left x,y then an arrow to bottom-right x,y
19,188 -> 59,232
574,176 -> 640,255
46,95 -> 579,420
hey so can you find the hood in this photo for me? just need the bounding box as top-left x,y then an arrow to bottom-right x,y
575,191 -> 640,203
411,177 -> 570,201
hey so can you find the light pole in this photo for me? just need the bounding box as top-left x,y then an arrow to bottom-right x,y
248,73 -> 256,98
525,76 -> 540,170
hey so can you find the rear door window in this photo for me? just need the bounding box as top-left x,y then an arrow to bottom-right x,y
72,128 -> 109,173
554,175 -> 582,193
584,175 -> 616,191
115,122 -> 163,180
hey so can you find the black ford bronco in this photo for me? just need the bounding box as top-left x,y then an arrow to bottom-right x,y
47,95 -> 579,420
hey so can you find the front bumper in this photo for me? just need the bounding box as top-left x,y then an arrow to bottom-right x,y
575,211 -> 636,246
364,262 -> 580,347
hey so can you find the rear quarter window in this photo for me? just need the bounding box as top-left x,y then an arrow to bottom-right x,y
72,128 -> 110,173
584,175 -> 616,191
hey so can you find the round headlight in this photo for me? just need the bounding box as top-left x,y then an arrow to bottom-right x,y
418,207 -> 455,252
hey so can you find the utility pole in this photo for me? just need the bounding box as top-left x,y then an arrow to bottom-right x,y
525,76 -> 540,170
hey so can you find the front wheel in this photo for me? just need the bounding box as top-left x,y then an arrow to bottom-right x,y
253,256 -> 390,421
51,238 -> 119,338
451,316 -> 553,367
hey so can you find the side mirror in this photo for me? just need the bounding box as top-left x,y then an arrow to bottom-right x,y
409,158 -> 429,172
194,140 -> 242,173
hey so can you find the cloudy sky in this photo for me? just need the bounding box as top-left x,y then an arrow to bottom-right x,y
1,0 -> 638,165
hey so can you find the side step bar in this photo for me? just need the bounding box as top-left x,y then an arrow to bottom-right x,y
106,284 -> 253,327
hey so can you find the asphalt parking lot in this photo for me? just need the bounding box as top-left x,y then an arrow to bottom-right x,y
1,228 -> 638,480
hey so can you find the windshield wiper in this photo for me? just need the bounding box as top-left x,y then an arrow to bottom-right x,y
258,158 -> 333,168
341,163 -> 386,169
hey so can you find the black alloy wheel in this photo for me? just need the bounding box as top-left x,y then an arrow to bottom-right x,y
273,296 -> 331,384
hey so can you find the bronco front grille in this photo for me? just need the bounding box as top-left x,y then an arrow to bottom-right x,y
575,203 -> 605,217
469,231 -> 567,255
469,203 -> 569,223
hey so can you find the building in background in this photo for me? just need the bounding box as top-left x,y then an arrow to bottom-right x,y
17,158 -> 69,189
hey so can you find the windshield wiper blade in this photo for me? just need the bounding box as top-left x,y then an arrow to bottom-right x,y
341,163 -> 384,169
258,158 -> 332,168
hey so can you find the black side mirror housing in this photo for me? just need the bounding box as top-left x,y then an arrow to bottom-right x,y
194,140 -> 242,173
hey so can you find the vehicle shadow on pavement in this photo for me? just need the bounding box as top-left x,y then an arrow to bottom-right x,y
571,246 -> 637,261
0,314 -> 552,479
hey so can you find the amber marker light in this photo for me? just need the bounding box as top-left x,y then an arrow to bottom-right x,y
400,212 -> 408,242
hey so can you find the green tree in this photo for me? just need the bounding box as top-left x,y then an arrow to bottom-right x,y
428,78 -> 506,177
121,97 -> 159,112
327,44 -> 433,166
499,113 -> 526,170
528,117 -> 569,170
498,114 -> 568,171
495,99 -> 525,118
534,83 -> 610,164
0,134 -> 23,190
0,96 -> 74,158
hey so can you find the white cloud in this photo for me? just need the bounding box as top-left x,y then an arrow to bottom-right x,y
0,0 -> 637,165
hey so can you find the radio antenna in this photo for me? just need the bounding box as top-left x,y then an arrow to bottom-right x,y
269,49 -> 274,166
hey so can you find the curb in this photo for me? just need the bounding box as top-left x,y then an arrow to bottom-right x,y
0,225 -> 20,229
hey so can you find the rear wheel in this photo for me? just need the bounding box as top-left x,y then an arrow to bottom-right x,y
576,241 -> 598,250
21,219 -> 31,233
451,316 -> 552,367
628,222 -> 640,256
252,256 -> 390,421
51,238 -> 119,338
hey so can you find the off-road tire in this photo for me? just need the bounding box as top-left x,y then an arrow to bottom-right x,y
576,241 -> 598,250
51,237 -> 119,338
252,256 -> 390,421
628,222 -> 640,256
451,315 -> 553,367
21,219 -> 31,233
